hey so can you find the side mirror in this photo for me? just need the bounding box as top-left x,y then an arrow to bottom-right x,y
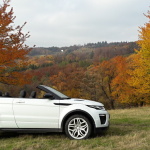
43,93 -> 55,99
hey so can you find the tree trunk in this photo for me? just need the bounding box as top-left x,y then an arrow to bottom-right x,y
110,99 -> 115,109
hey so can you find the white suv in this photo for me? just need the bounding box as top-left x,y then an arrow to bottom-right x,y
0,85 -> 110,140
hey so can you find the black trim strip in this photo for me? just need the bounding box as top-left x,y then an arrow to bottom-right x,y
0,128 -> 62,133
54,103 -> 72,106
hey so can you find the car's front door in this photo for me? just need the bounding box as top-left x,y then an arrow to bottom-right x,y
13,98 -> 59,129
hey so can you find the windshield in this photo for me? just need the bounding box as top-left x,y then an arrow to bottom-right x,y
43,86 -> 70,99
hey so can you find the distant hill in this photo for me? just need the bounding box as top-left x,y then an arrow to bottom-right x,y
29,41 -> 138,57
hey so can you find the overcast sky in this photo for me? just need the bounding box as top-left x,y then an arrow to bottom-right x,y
8,0 -> 150,47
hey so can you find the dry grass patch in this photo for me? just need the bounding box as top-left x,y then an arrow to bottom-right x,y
0,107 -> 149,150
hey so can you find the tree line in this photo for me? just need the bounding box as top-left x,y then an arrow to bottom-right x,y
0,0 -> 149,109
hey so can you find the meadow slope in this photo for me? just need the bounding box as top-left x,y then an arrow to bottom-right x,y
0,107 -> 150,150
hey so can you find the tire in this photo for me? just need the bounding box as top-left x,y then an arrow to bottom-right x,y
65,115 -> 92,140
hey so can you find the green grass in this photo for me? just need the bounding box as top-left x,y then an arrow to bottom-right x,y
0,107 -> 150,150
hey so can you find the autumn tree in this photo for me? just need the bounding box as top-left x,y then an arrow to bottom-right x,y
87,58 -> 118,109
126,11 -> 150,105
0,0 -> 31,85
111,11 -> 150,106
111,56 -> 134,104
50,64 -> 85,98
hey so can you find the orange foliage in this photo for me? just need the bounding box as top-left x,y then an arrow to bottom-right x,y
0,0 -> 31,85
110,56 -> 133,103
28,55 -> 54,67
126,10 -> 150,105
50,64 -> 85,98
88,58 -> 119,109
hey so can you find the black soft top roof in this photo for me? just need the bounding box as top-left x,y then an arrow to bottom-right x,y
36,85 -> 70,100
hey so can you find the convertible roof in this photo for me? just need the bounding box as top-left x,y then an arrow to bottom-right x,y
36,85 -> 51,93
36,85 -> 68,99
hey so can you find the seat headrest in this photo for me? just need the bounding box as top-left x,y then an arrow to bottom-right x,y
0,91 -> 2,96
4,92 -> 10,97
19,90 -> 26,98
29,91 -> 36,98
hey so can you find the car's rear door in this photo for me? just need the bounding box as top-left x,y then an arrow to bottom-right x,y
0,98 -> 18,128
13,98 -> 60,129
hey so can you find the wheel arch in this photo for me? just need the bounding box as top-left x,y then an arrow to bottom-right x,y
61,109 -> 96,132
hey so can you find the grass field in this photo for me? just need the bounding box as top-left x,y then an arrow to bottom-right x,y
0,107 -> 150,150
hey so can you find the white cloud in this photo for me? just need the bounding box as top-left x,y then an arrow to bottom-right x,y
4,0 -> 149,47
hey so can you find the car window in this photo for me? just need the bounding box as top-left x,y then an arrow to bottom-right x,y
44,86 -> 69,99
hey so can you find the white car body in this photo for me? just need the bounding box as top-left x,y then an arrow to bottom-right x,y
0,85 -> 110,139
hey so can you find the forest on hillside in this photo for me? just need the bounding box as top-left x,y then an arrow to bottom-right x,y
29,41 -> 137,57
0,1 -> 149,109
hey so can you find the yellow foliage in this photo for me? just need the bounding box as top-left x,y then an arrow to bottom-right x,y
126,11 -> 150,104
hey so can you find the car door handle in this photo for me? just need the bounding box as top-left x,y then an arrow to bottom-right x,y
16,101 -> 25,103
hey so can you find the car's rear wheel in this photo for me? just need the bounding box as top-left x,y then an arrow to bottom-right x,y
65,115 -> 92,140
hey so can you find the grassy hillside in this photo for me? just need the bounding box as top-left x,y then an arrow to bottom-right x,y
0,107 -> 149,150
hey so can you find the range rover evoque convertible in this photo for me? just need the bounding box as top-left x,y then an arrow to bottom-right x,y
0,85 -> 110,140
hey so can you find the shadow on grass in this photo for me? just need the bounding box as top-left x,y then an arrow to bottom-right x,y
1,123 -> 149,139
95,123 -> 150,138
0,132 -> 65,139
